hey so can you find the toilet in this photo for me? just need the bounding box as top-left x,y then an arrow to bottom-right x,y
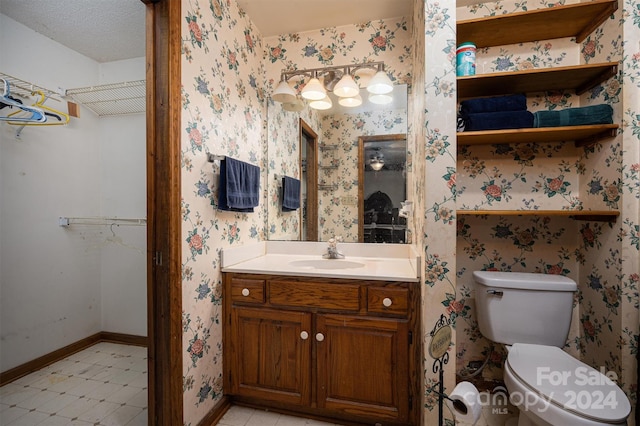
473,271 -> 631,426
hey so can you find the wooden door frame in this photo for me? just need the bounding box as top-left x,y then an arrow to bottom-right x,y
143,0 -> 183,424
299,119 -> 318,241
357,134 -> 407,243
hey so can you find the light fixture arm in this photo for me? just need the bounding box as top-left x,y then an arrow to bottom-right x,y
280,61 -> 385,83
274,61 -> 392,109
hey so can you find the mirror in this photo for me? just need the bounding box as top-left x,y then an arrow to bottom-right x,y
266,84 -> 408,243
359,134 -> 408,243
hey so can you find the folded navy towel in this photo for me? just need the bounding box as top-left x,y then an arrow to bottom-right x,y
218,157 -> 260,212
463,110 -> 534,131
533,104 -> 613,128
282,176 -> 301,212
460,94 -> 527,115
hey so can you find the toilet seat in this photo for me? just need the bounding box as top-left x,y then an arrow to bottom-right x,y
507,343 -> 630,424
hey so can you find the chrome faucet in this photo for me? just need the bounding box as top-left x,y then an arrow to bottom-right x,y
323,236 -> 345,259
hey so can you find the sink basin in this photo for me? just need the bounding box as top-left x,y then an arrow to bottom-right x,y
289,259 -> 366,270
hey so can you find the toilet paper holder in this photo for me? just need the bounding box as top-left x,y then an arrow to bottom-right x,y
429,314 -> 481,425
429,387 -> 468,415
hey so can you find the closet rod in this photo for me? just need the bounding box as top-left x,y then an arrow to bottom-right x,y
59,216 -> 147,227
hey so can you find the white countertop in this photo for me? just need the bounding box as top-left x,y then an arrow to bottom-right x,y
221,241 -> 420,282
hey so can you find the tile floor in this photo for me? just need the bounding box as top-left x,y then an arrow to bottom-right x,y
0,342 -> 147,426
0,343 -> 338,426
218,406 -> 341,426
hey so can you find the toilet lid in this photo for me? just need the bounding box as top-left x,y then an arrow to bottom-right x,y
507,343 -> 630,423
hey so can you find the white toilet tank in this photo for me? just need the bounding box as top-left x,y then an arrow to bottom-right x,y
473,271 -> 577,347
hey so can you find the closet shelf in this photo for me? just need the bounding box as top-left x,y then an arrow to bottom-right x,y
0,73 -> 61,102
457,124 -> 618,147
457,0 -> 618,48
457,62 -> 618,99
66,80 -> 145,117
457,209 -> 619,222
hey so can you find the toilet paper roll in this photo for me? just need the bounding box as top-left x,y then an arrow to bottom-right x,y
447,381 -> 482,425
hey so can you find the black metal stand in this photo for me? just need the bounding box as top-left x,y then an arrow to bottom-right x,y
430,314 -> 453,426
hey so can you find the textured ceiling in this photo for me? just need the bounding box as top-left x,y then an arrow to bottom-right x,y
0,0 -> 414,63
0,0 -> 146,63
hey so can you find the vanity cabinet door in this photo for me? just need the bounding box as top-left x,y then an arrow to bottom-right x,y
229,306 -> 312,406
315,314 -> 410,422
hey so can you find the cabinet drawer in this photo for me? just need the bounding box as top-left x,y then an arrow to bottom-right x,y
367,287 -> 409,316
231,278 -> 265,304
269,281 -> 360,311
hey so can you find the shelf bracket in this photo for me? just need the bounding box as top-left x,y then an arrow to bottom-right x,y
574,128 -> 618,147
575,1 -> 618,43
570,214 -> 618,223
575,64 -> 618,95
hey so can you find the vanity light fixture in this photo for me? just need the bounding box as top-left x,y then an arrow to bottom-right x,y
338,94 -> 363,108
273,61 -> 393,111
301,72 -> 326,101
308,94 -> 333,110
272,75 -> 297,103
369,152 -> 385,171
367,63 -> 394,95
282,96 -> 305,112
368,93 -> 393,105
333,70 -> 360,98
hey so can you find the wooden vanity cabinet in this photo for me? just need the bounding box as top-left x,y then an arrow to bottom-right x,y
230,306 -> 312,405
223,273 -> 421,426
316,314 -> 410,421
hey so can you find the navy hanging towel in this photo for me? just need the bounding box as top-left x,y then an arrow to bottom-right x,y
282,176 -> 301,212
218,157 -> 260,212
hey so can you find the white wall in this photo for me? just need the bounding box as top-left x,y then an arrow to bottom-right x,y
98,113 -> 146,335
98,58 -> 146,336
0,15 -> 146,371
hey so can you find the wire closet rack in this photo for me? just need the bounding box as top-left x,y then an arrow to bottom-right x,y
66,80 -> 146,117
0,72 -> 62,101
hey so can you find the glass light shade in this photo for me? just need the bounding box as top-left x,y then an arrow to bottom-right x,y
282,97 -> 305,112
301,77 -> 326,100
308,94 -> 332,110
338,94 -> 363,108
272,79 -> 297,103
368,93 -> 393,105
367,70 -> 393,94
370,158 -> 384,171
333,74 -> 360,98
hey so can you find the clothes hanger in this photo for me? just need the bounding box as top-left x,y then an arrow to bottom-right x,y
0,79 -> 47,123
0,94 -> 23,110
5,90 -> 70,126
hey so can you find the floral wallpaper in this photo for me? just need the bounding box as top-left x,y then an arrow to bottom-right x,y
419,0 -> 459,422
263,18 -> 412,242
177,0 -> 638,425
181,0 -> 267,424
265,102 -> 319,241
451,0 -> 639,424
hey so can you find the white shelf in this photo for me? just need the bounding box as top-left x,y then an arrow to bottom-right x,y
66,80 -> 145,117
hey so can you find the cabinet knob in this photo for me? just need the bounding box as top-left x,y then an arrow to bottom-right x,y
241,288 -> 250,297
383,297 -> 393,307
300,331 -> 309,340
315,333 -> 325,342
